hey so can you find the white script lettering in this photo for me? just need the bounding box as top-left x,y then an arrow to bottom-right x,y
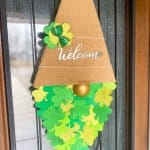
58,44 -> 103,61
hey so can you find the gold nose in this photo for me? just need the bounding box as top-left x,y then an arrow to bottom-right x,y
73,84 -> 90,97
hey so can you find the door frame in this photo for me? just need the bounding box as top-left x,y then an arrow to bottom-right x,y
0,28 -> 10,150
0,0 -> 16,149
133,0 -> 150,150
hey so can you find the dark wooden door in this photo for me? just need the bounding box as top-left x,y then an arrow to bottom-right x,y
0,0 -> 132,150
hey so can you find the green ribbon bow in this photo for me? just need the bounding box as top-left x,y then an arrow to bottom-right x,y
43,22 -> 73,49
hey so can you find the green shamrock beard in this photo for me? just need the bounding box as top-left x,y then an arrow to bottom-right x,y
32,83 -> 116,150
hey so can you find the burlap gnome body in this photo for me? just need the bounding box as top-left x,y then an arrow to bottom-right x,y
32,0 -> 116,149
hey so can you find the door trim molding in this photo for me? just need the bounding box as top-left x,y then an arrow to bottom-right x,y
125,0 -> 135,150
0,0 -> 16,149
0,30 -> 10,150
133,0 -> 150,149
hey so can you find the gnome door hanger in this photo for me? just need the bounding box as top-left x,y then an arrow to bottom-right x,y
32,0 -> 116,149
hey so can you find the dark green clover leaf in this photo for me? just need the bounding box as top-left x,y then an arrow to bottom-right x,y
51,25 -> 63,36
71,138 -> 89,150
43,85 -> 54,92
42,106 -> 65,129
70,99 -> 90,120
44,22 -> 55,34
35,100 -> 53,117
52,86 -> 73,107
59,36 -> 70,47
47,131 -> 64,146
93,105 -> 112,123
88,83 -> 103,98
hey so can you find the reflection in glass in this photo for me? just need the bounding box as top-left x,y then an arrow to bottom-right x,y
7,22 -> 52,150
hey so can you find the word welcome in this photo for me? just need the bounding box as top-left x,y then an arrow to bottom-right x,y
58,44 -> 103,61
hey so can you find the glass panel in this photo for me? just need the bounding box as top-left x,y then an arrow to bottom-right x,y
7,22 -> 55,150
7,22 -> 38,150
6,0 -> 54,149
